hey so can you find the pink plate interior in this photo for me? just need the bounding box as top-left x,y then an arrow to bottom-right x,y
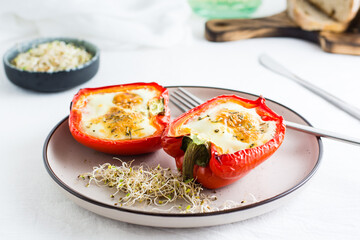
43,86 -> 322,227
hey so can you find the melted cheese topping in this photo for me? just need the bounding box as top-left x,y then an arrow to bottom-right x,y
181,102 -> 277,154
80,88 -> 159,140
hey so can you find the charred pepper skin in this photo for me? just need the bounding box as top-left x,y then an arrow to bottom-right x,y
69,82 -> 170,155
161,95 -> 285,189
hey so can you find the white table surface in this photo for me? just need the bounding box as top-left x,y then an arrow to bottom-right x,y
1,8 -> 360,240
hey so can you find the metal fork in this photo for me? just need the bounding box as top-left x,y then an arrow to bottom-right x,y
170,87 -> 360,146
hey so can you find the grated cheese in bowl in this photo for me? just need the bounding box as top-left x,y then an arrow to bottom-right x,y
11,40 -> 92,72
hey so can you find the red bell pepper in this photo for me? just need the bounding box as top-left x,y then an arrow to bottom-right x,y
69,82 -> 170,155
161,95 -> 285,189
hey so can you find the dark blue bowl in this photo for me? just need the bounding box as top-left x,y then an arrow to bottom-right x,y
3,37 -> 100,92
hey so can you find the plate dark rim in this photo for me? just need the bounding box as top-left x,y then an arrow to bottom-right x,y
43,85 -> 323,218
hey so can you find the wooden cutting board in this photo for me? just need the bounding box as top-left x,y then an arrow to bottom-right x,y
205,11 -> 360,56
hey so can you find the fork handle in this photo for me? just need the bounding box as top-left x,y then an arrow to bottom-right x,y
285,121 -> 360,146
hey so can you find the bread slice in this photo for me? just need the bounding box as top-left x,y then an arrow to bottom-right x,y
287,0 -> 349,32
308,0 -> 360,23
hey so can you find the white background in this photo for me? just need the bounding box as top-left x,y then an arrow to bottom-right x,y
1,0 -> 360,239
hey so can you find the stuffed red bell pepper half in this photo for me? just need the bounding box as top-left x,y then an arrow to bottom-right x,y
161,95 -> 285,189
69,82 -> 170,155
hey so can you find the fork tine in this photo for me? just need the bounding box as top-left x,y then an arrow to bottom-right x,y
173,91 -> 198,109
170,95 -> 191,112
170,88 -> 206,113
178,87 -> 204,105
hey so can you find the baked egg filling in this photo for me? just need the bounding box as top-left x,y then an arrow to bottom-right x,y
180,102 -> 277,154
79,88 -> 163,140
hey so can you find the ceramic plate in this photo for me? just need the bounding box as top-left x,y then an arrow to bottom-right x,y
43,86 -> 322,228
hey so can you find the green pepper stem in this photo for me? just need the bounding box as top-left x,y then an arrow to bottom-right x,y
182,141 -> 210,181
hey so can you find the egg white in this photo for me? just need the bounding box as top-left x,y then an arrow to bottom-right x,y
182,102 -> 277,154
80,88 -> 158,139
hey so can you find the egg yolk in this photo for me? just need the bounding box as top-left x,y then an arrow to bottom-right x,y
113,92 -> 143,109
80,89 -> 161,140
